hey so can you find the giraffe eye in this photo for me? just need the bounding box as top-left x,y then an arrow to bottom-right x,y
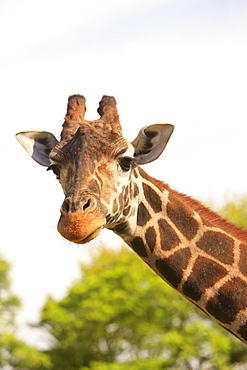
119,157 -> 133,171
47,164 -> 60,179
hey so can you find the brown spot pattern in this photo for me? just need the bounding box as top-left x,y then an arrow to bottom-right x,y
133,169 -> 139,178
131,237 -> 148,258
156,248 -> 191,288
167,194 -> 199,240
133,183 -> 139,197
182,256 -> 227,301
137,202 -> 151,226
118,192 -> 124,209
206,277 -> 247,324
238,323 -> 247,342
123,205 -> 131,217
145,226 -> 156,252
112,199 -> 118,213
196,231 -> 234,265
124,185 -> 129,207
142,183 -> 162,213
158,218 -> 180,250
239,243 -> 247,277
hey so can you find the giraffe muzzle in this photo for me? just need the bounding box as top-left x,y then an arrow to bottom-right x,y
57,195 -> 105,244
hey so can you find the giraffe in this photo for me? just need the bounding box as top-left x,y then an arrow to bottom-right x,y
16,94 -> 247,344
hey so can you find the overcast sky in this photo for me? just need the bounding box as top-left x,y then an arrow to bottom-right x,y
1,0 -> 247,346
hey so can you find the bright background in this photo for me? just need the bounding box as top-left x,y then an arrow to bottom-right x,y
1,0 -> 247,347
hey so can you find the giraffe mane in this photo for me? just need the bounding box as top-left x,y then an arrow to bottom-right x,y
139,168 -> 247,245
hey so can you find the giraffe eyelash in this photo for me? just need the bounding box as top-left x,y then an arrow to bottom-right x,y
47,164 -> 61,179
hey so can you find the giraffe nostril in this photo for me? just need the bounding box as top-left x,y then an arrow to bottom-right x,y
83,199 -> 91,211
82,197 -> 97,213
61,198 -> 70,214
61,196 -> 97,215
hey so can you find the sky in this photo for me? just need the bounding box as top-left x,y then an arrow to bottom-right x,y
1,0 -> 247,347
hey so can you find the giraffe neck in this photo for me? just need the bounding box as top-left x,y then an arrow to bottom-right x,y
122,167 -> 247,344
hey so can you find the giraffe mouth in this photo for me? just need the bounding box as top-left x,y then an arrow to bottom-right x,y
77,226 -> 104,244
57,210 -> 105,244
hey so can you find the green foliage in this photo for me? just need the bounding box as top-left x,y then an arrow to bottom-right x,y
0,333 -> 52,370
218,194 -> 247,229
80,358 -> 170,370
38,247 -> 246,369
0,256 -> 52,369
0,258 -> 21,330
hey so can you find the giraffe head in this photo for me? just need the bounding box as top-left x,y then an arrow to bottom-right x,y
16,95 -> 174,244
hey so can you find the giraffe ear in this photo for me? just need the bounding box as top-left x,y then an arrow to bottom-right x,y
16,131 -> 58,167
131,124 -> 174,165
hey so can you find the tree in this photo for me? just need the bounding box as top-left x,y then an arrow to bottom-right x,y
0,258 -> 20,331
37,247 -> 247,370
218,195 -> 247,230
0,256 -> 51,370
